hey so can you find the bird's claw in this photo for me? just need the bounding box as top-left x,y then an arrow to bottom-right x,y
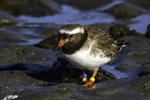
82,83 -> 89,87
82,82 -> 96,89
82,72 -> 97,89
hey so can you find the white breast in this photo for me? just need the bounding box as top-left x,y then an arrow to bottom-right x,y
65,45 -> 111,70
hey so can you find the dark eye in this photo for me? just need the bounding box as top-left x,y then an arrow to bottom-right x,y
61,34 -> 67,39
58,33 -> 61,37
69,35 -> 73,38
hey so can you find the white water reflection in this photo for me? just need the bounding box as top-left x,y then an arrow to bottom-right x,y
130,14 -> 150,34
18,1 -> 150,34
18,5 -> 115,25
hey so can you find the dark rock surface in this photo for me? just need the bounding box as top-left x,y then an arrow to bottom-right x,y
145,24 -> 150,38
114,35 -> 150,77
109,23 -> 140,39
104,2 -> 149,19
0,46 -> 57,66
0,11 -> 18,28
0,74 -> 149,100
0,0 -> 61,16
128,0 -> 150,11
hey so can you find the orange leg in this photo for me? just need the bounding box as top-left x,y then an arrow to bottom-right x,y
82,70 -> 98,87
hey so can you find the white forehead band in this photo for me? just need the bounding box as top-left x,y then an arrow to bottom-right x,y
60,27 -> 84,35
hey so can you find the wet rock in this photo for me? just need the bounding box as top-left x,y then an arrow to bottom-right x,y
35,26 -> 60,49
0,29 -> 26,45
0,45 -> 57,66
128,0 -> 150,11
109,23 -> 140,39
55,0 -> 113,10
104,2 -> 149,19
0,57 -> 116,85
0,10 -> 18,28
35,35 -> 58,49
0,0 -> 61,17
114,35 -> 150,77
0,75 -> 149,100
0,26 -> 44,46
138,63 -> 150,77
0,70 -> 49,86
0,10 -> 18,21
0,62 -> 67,86
145,24 -> 150,38
88,23 -> 112,32
39,26 -> 59,36
0,58 -> 116,100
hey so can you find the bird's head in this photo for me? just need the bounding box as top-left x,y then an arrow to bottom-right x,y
57,24 -> 86,48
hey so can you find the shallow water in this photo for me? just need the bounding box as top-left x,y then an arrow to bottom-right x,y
18,5 -> 114,25
18,1 -> 150,34
102,65 -> 129,79
130,14 -> 150,34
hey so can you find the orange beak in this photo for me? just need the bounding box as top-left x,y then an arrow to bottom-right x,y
58,39 -> 65,48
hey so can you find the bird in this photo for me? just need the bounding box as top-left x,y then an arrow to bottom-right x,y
57,24 -> 126,87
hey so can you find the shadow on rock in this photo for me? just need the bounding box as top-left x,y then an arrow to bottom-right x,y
0,58 -> 116,86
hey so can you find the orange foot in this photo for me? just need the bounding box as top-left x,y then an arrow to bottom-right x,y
82,77 -> 96,89
82,70 -> 98,89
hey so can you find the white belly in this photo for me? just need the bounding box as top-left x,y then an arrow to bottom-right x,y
65,46 -> 111,70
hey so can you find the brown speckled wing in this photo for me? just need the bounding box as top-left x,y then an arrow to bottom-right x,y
85,26 -> 118,58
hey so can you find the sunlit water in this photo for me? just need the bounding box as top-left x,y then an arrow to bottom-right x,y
18,1 -> 150,34
130,14 -> 150,34
18,5 -> 114,25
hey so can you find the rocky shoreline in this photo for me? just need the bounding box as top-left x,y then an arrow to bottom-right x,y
0,0 -> 150,100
